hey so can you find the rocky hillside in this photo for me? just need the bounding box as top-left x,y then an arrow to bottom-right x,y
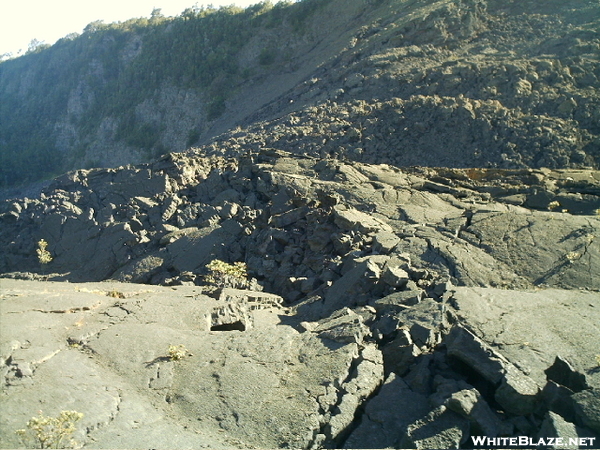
1,0 -> 599,189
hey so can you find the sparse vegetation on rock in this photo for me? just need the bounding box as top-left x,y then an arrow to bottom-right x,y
36,239 -> 52,266
167,344 -> 190,361
204,259 -> 250,289
15,411 -> 83,449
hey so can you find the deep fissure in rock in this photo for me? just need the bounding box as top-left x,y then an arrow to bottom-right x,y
447,354 -> 501,410
210,321 -> 246,332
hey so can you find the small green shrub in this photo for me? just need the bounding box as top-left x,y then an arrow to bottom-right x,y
15,410 -> 83,449
36,239 -> 53,266
547,200 -> 560,211
565,251 -> 581,263
168,344 -> 189,361
106,289 -> 125,299
204,259 -> 249,289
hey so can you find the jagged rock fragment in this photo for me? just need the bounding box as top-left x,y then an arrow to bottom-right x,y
400,405 -> 470,450
446,388 -> 502,437
572,389 -> 600,434
495,364 -> 541,416
344,374 -> 430,449
208,303 -> 253,331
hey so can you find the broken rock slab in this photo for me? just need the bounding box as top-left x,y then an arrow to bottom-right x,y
537,411 -> 597,450
572,389 -> 600,435
214,287 -> 284,310
399,405 -> 470,449
208,302 -> 254,331
324,343 -> 384,446
448,287 -> 600,391
459,211 -> 600,289
495,363 -> 541,416
313,308 -> 371,344
344,373 -> 430,449
446,387 -> 503,437
166,219 -> 243,273
332,204 -> 393,234
445,325 -> 541,416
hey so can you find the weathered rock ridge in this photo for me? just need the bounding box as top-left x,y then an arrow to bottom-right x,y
1,151 -> 599,448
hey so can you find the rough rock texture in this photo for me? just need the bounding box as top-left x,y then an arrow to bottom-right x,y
1,151 -> 599,448
1,1 -> 600,447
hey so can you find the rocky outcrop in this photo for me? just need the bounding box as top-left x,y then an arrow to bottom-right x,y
1,151 -> 599,448
2,152 -> 598,292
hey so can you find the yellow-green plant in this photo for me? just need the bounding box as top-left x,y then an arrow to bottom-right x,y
204,259 -> 249,289
565,251 -> 581,263
36,239 -> 53,266
168,344 -> 189,361
15,410 -> 83,449
547,200 -> 560,211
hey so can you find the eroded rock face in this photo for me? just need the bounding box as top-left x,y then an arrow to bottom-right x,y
1,152 -> 599,448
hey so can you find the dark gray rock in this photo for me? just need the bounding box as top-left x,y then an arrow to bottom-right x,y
395,298 -> 449,349
381,265 -> 410,288
545,355 -> 590,393
381,328 -> 421,376
460,211 -> 600,289
0,279 -> 382,450
1,137 -> 599,449
314,308 -> 371,344
344,374 -> 430,449
324,344 -> 384,445
332,205 -> 393,234
270,206 -> 310,228
537,411 -> 591,450
372,231 -> 401,254
543,380 -> 578,423
371,289 -> 424,313
400,405 -> 470,450
214,288 -> 283,310
208,303 -> 253,331
318,257 -> 381,317
445,326 -> 507,383
446,388 -> 502,437
404,354 -> 434,395
495,364 -> 541,416
166,220 -> 242,273
572,389 -> 600,434
111,253 -> 165,283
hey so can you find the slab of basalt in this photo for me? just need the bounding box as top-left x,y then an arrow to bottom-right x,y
448,287 -> 600,391
0,279 -> 382,449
